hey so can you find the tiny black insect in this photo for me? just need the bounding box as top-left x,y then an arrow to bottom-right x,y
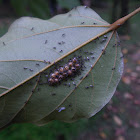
85,86 -> 89,89
24,67 -> 28,69
120,55 -> 124,59
51,93 -> 56,96
84,6 -> 88,8
3,42 -> 6,46
36,63 -> 40,66
29,69 -> 33,72
62,34 -> 65,37
45,40 -> 47,44
31,27 -> 34,31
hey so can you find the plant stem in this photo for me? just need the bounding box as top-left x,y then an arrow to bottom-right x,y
109,7 -> 140,31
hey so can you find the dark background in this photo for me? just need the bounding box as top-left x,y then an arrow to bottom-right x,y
0,0 -> 140,140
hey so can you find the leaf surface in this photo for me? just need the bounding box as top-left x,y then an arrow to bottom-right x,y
0,6 -> 123,128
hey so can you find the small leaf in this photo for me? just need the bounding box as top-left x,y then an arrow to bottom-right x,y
0,6 -> 123,128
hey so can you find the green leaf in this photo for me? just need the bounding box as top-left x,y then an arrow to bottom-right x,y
0,6 -> 123,129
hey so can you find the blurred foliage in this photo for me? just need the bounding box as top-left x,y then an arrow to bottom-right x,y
0,0 -> 81,19
57,0 -> 80,9
10,0 -> 50,19
0,110 -> 104,140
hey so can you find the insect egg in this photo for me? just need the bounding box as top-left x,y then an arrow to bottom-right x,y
64,65 -> 69,71
54,71 -> 59,76
62,72 -> 67,77
68,62 -> 73,67
54,78 -> 59,83
67,70 -> 72,76
48,78 -> 54,85
72,58 -> 77,63
71,67 -> 76,72
51,73 -> 56,78
59,67 -> 64,73
75,64 -> 80,69
59,75 -> 63,80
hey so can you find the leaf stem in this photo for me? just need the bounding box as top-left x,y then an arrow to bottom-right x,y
109,7 -> 140,31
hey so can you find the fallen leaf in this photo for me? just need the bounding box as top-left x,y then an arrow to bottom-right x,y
99,132 -> 107,139
122,48 -> 128,54
122,76 -> 131,84
123,58 -> 128,64
113,115 -> 122,126
117,136 -> 125,140
124,92 -> 133,99
134,100 -> 140,105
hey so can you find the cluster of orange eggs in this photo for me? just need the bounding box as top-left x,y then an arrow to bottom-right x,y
48,57 -> 81,85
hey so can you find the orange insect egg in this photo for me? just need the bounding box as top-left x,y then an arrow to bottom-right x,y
59,75 -> 63,80
67,70 -> 72,76
72,58 -> 77,63
68,62 -> 73,67
75,64 -> 80,69
62,72 -> 67,77
71,67 -> 76,72
59,67 -> 64,73
51,73 -> 56,78
64,65 -> 69,71
54,71 -> 59,76
54,78 -> 59,83
48,78 -> 54,85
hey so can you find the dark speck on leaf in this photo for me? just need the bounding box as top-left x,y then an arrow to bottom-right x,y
48,61 -> 51,64
31,27 -> 34,31
3,42 -> 6,46
45,40 -> 47,44
84,6 -> 88,8
59,50 -> 63,53
29,69 -> 33,72
120,55 -> 124,59
90,85 -> 94,88
51,93 -> 56,96
62,34 -> 65,37
104,35 -> 108,38
91,56 -> 95,59
36,63 -> 40,66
